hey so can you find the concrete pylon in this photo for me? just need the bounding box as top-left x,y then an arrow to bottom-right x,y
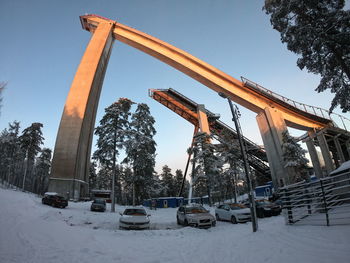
197,104 -> 210,135
256,107 -> 291,189
49,21 -> 115,199
316,131 -> 335,174
305,132 -> 323,178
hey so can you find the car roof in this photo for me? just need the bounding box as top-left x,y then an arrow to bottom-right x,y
44,192 -> 58,196
124,206 -> 146,210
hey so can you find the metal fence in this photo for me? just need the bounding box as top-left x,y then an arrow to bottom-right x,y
279,172 -> 350,226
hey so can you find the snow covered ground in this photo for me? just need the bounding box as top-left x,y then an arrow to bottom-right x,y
1,187 -> 350,263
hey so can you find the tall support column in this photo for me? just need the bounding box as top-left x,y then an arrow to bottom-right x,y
256,107 -> 290,189
334,136 -> 345,164
197,104 -> 210,134
305,132 -> 323,178
49,21 -> 115,199
316,132 -> 335,174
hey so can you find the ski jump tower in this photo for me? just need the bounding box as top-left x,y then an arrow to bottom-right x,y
49,14 -> 350,199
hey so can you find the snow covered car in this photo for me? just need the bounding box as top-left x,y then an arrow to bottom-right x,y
90,199 -> 106,212
176,204 -> 216,228
42,192 -> 68,208
119,207 -> 150,230
215,203 -> 251,223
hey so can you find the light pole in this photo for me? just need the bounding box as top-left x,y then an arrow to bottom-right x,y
219,92 -> 258,232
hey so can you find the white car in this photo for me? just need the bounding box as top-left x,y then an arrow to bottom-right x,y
119,207 -> 150,230
215,203 -> 251,224
177,204 -> 216,228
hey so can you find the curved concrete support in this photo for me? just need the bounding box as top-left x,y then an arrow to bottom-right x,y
80,15 -> 331,131
49,21 -> 115,199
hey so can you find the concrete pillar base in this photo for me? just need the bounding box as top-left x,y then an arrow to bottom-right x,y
48,178 -> 88,200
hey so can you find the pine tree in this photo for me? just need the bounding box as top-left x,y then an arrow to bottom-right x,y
19,122 -> 44,191
33,148 -> 52,195
174,169 -> 187,197
124,103 -> 157,205
189,133 -> 223,206
0,121 -> 21,187
160,165 -> 175,197
89,160 -> 98,194
94,98 -> 133,208
264,0 -> 350,112
281,130 -> 309,183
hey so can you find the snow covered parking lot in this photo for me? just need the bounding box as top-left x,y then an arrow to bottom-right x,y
1,187 -> 350,263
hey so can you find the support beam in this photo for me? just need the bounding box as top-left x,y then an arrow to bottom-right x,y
197,104 -> 210,134
49,21 -> 115,199
334,136 -> 346,164
305,132 -> 323,178
316,132 -> 335,174
256,107 -> 290,188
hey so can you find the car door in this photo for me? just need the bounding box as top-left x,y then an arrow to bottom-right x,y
222,204 -> 231,220
216,205 -> 225,220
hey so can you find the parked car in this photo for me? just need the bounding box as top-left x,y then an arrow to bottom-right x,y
254,199 -> 282,218
119,207 -> 150,230
176,204 -> 216,228
215,203 -> 251,223
90,199 -> 106,212
42,192 -> 68,208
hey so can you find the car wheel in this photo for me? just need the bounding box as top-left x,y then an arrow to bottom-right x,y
257,210 -> 264,218
212,221 -> 216,227
231,216 -> 237,224
215,214 -> 220,221
184,219 -> 188,226
176,216 -> 181,225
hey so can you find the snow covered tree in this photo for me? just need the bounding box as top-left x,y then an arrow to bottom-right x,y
19,122 -> 44,191
189,133 -> 223,206
89,160 -> 98,194
124,103 -> 157,205
94,98 -> 133,208
281,130 -> 309,183
33,148 -> 52,195
174,169 -> 189,197
160,165 -> 175,197
264,0 -> 350,112
0,121 -> 21,186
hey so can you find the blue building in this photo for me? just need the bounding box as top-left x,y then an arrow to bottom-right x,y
143,197 -> 184,208
255,184 -> 273,198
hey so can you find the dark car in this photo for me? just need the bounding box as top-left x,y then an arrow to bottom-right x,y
255,200 -> 281,218
90,199 -> 106,212
42,192 -> 68,208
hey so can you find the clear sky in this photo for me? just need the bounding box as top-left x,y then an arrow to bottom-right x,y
1,0 -> 349,173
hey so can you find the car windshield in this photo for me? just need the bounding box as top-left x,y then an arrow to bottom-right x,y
185,206 -> 207,214
124,209 -> 146,216
229,204 -> 247,210
93,199 -> 105,204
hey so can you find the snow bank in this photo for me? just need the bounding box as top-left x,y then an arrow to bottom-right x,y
1,187 -> 350,263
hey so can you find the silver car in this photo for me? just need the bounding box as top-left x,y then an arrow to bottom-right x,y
177,204 -> 216,228
119,207 -> 150,230
215,203 -> 251,224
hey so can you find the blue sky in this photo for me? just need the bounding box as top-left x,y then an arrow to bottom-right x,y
1,0 -> 349,172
